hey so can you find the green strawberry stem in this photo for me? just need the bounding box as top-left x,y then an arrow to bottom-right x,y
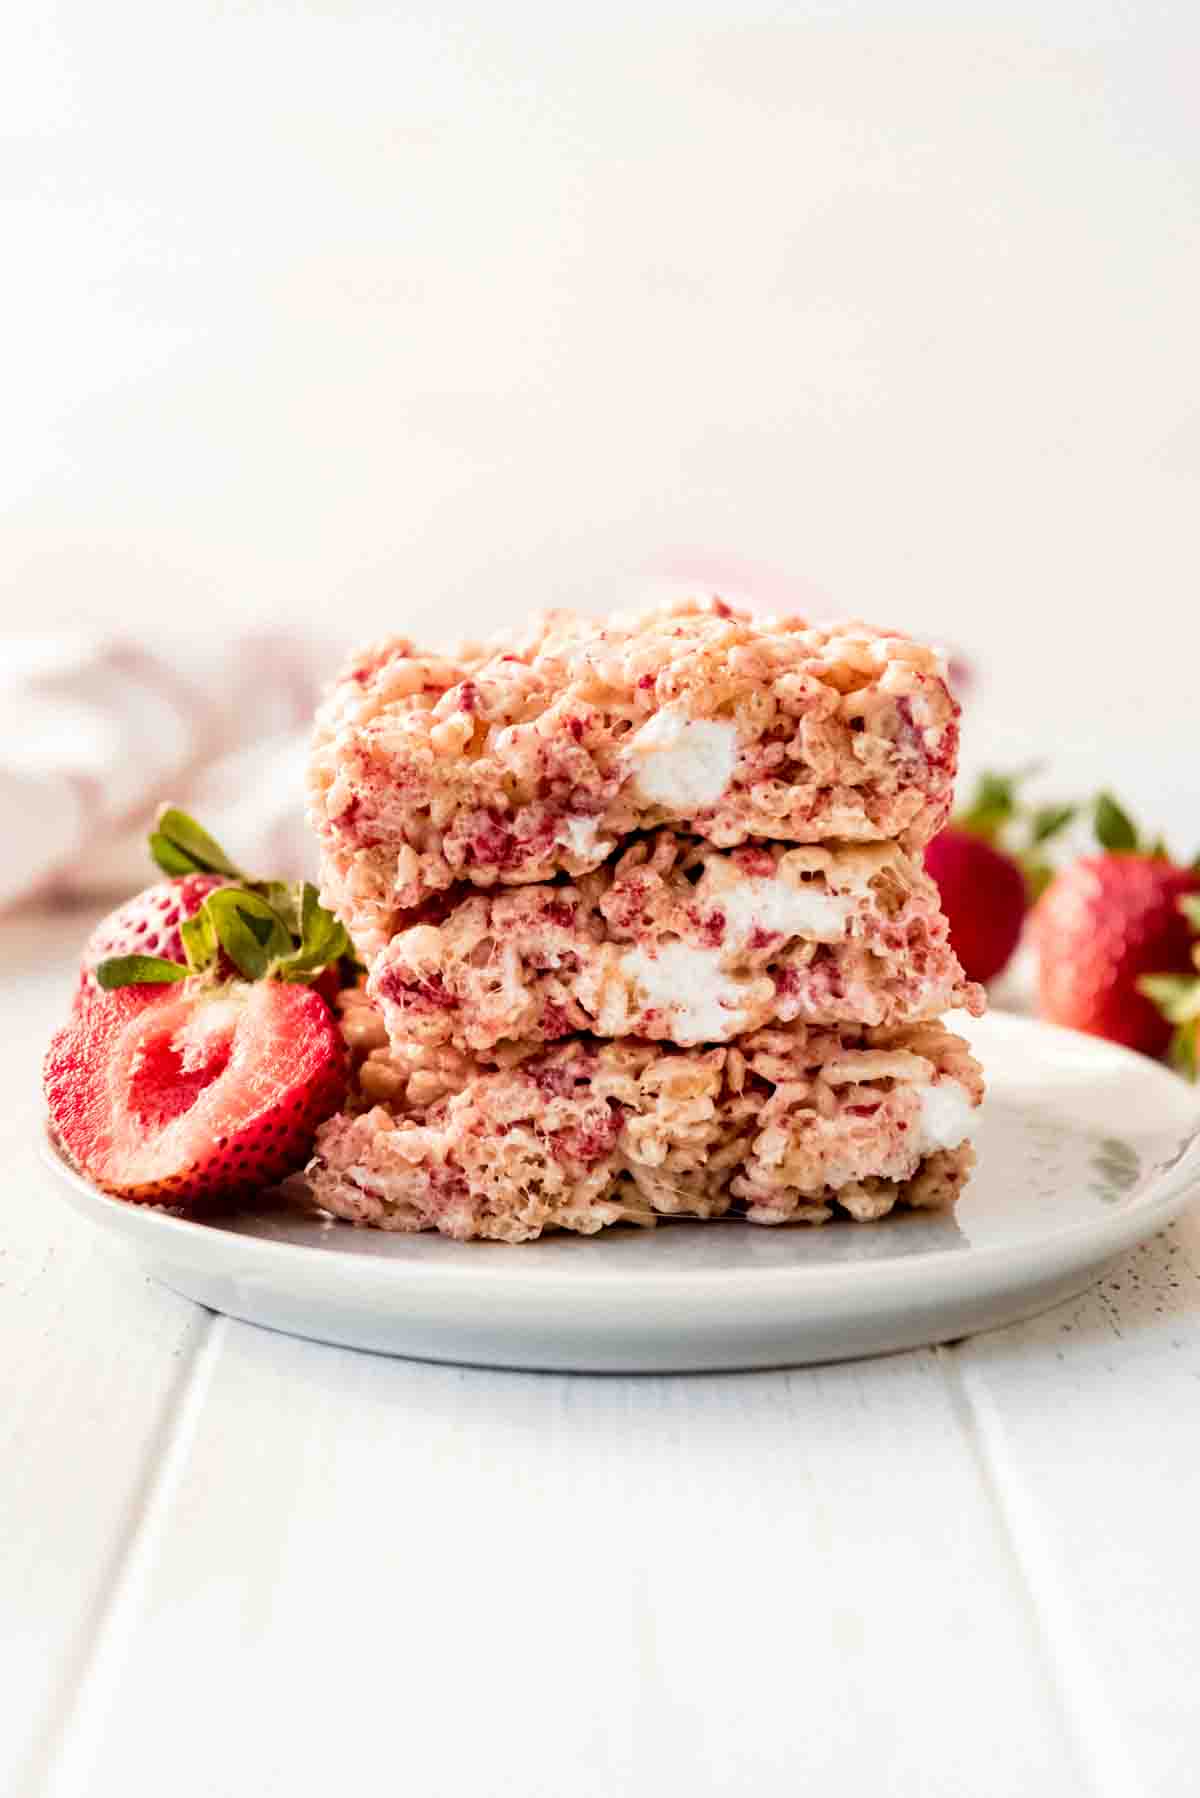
1093,793 -> 1140,854
1092,793 -> 1191,864
954,774 -> 1200,905
96,954 -> 189,989
1138,895 -> 1200,1081
954,767 -> 1078,902
99,807 -> 358,993
149,806 -> 247,879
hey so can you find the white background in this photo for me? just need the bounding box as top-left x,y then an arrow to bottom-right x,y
3,1 -> 1198,811
5,14 -> 1200,1794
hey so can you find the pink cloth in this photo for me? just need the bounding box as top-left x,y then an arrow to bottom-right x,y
0,633 -> 329,907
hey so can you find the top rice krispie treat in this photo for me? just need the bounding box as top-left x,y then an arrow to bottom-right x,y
310,598 -> 959,953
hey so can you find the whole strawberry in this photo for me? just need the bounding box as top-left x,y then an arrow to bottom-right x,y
77,805 -> 358,997
924,828 -> 1027,984
77,808 -> 245,992
80,872 -> 229,990
924,770 -> 1076,984
1032,795 -> 1200,1057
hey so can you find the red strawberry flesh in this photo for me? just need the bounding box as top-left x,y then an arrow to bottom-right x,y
45,981 -> 347,1204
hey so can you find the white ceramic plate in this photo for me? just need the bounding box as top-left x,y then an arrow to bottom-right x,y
40,1012 -> 1200,1372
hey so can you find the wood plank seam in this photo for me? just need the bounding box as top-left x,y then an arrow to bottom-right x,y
25,1310 -> 225,1798
938,1344 -> 1146,1798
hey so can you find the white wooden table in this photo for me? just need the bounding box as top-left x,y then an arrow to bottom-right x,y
5,905 -> 1200,1798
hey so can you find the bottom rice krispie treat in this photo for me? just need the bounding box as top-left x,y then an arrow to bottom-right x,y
309,994 -> 983,1243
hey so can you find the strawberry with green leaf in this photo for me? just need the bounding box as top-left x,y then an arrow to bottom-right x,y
1033,795 -> 1200,1060
47,805 -> 358,1207
923,769 -> 1077,984
80,805 -> 357,996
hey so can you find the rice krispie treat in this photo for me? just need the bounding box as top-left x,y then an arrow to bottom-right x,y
369,834 -> 985,1056
310,598 -> 959,953
310,993 -> 983,1242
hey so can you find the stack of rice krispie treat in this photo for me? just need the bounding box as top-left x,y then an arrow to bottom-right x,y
306,599 -> 985,1242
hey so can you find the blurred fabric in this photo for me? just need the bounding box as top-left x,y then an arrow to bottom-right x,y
0,560 -> 1189,920
0,560 -> 872,910
0,544 -> 993,914
0,634 -> 332,907
0,549 -> 930,911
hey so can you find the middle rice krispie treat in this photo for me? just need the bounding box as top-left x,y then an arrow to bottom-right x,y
368,834 -> 985,1055
309,597 -> 960,954
309,992 -> 983,1242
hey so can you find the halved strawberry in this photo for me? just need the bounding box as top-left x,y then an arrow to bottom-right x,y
45,980 -> 347,1204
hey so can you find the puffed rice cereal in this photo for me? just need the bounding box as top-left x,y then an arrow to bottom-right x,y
310,992 -> 982,1242
310,597 -> 960,953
